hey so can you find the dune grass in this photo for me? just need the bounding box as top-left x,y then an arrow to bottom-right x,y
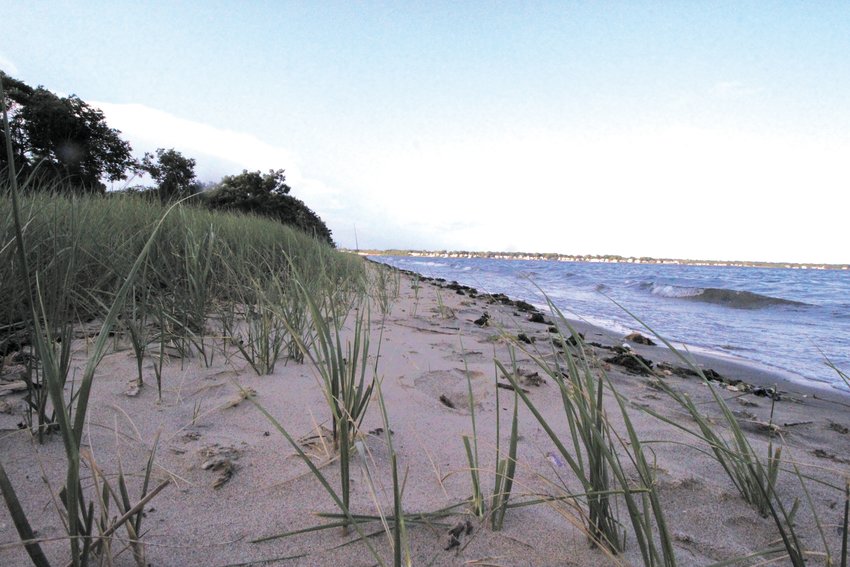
0,183 -> 364,564
2,75 -> 366,564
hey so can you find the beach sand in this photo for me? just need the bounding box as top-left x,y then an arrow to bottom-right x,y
2,270 -> 849,566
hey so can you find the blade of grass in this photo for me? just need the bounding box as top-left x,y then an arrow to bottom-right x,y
0,461 -> 52,567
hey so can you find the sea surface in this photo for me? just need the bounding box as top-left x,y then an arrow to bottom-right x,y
370,255 -> 850,392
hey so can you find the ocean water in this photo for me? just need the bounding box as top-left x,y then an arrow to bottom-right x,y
370,255 -> 850,392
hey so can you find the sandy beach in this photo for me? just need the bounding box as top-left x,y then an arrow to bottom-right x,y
2,268 -> 849,566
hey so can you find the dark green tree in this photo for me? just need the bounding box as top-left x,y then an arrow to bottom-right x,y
0,72 -> 135,192
204,169 -> 334,245
141,147 -> 198,202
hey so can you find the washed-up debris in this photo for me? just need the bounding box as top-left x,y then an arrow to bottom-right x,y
1,362 -> 26,382
812,448 -> 850,465
444,281 -> 477,296
783,420 -> 813,428
200,444 -> 241,488
517,333 -> 534,344
0,380 -> 27,396
521,371 -> 545,387
147,340 -> 185,359
368,427 -> 394,437
529,312 -> 547,324
439,394 -> 456,409
751,386 -> 781,401
546,451 -> 566,468
497,382 -> 529,394
624,332 -> 656,346
655,362 -> 725,382
445,520 -> 473,550
224,386 -> 256,408
604,353 -> 654,375
298,426 -> 335,456
554,333 -> 584,349
473,313 -> 490,327
124,380 -> 141,397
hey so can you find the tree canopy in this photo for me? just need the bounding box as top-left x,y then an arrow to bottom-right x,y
1,72 -> 135,192
2,73 -> 335,244
204,169 -> 334,246
141,147 -> 198,202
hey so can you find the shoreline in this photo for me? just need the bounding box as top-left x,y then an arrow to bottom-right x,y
379,260 -> 850,407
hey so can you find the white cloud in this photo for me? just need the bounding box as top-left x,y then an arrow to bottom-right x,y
90,101 -> 360,243
92,100 -> 343,202
93,102 -> 296,176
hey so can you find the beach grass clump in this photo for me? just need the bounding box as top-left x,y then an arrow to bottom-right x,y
503,295 -> 677,566
281,273 -> 378,526
458,341 -> 520,527
222,275 -> 290,375
410,273 -> 422,318
2,80 -> 174,563
504,331 -> 622,552
367,260 -> 401,319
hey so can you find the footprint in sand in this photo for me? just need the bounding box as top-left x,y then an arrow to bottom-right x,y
413,368 -> 491,412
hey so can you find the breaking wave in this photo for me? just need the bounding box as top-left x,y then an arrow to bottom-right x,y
650,284 -> 808,309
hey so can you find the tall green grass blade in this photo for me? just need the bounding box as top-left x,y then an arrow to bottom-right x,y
0,461 -> 52,567
374,376 -> 410,566
459,337 -> 484,518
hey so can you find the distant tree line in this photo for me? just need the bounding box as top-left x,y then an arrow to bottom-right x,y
0,72 -> 334,245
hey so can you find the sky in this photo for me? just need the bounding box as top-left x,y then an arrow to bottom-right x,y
3,1 -> 850,264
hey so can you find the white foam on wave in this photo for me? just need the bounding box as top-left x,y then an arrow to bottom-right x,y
411,261 -> 448,267
650,284 -> 704,299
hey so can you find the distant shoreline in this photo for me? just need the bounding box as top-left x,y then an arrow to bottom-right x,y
350,249 -> 850,271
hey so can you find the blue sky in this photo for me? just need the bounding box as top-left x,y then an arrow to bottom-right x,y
3,1 -> 850,263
